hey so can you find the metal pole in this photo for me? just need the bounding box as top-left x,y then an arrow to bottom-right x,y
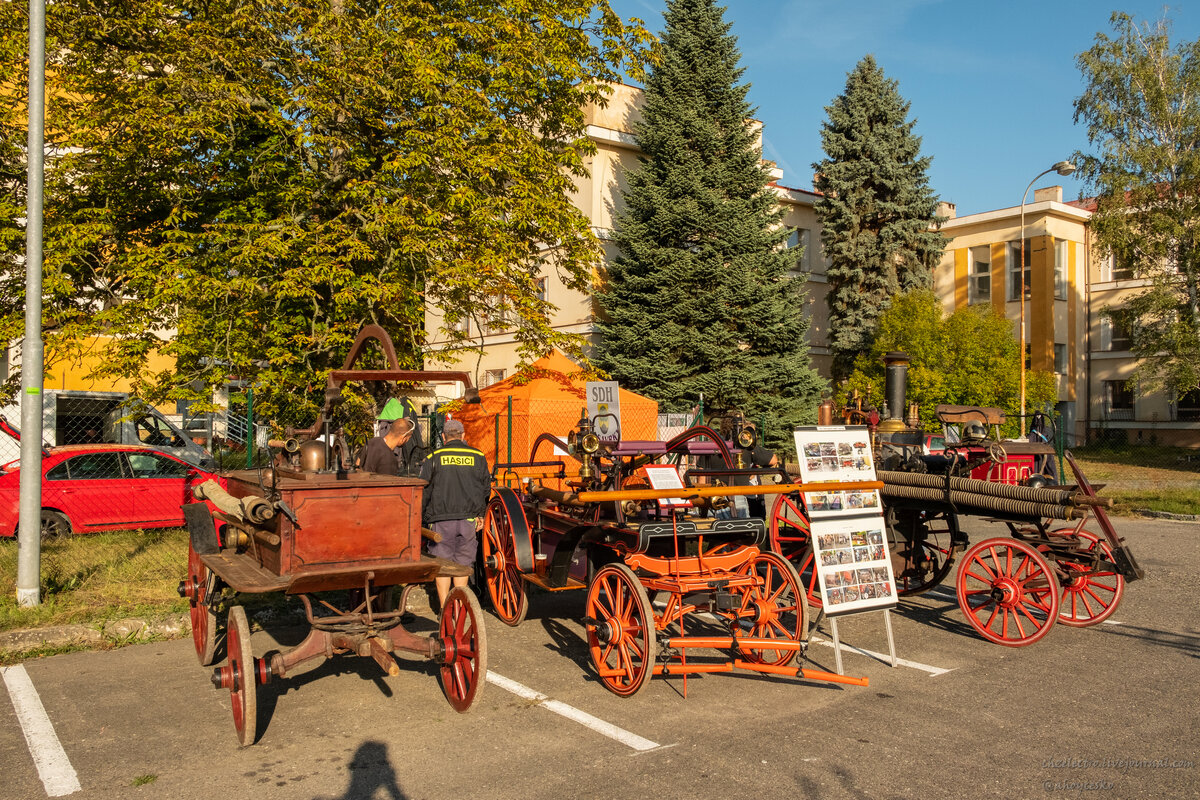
17,0 -> 46,607
245,387 -> 254,468
506,394 -> 512,470
1018,161 -> 1075,439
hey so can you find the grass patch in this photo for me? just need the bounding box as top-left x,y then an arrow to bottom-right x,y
132,774 -> 158,787
0,528 -> 191,633
1067,444 -> 1200,515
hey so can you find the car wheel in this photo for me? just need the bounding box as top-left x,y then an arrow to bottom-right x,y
40,511 -> 71,538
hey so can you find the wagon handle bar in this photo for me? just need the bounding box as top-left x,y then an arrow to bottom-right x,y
574,480 -> 882,504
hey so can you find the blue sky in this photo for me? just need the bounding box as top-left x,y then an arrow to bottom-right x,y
605,1 -> 1200,215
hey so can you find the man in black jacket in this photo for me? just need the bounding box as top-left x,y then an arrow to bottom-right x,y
421,418 -> 491,607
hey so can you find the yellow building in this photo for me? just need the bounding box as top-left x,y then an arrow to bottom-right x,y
936,190 -> 1200,447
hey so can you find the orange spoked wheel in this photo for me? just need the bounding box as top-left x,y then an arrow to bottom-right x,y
957,538 -> 1060,647
768,493 -> 820,607
438,587 -> 487,712
586,563 -> 656,697
730,550 -> 808,666
482,497 -> 528,626
183,544 -> 219,665
1046,530 -> 1125,627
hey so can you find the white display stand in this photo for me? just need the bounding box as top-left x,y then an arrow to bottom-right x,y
794,425 -> 899,673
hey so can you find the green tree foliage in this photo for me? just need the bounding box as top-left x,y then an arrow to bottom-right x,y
0,1 -> 29,399
594,0 -> 824,451
813,55 -> 947,380
838,290 -> 1056,438
0,0 -> 648,425
1074,12 -> 1200,401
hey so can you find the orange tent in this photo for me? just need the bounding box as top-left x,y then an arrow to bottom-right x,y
452,351 -> 658,476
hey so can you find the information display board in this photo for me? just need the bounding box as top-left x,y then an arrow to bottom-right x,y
793,425 -> 897,617
641,465 -> 692,509
586,381 -> 622,443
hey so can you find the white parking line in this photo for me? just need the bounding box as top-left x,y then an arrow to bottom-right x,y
808,635 -> 954,677
485,671 -> 661,752
2,665 -> 81,797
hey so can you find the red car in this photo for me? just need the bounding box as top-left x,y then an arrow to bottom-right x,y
0,444 -> 219,538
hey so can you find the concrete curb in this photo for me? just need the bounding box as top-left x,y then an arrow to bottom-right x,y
0,613 -> 190,654
1,586 -> 441,657
1135,509 -> 1200,522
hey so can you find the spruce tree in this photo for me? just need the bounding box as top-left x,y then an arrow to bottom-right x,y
595,0 -> 824,450
814,55 -> 946,380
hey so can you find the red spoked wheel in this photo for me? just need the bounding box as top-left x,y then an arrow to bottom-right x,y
481,498 -> 529,627
225,605 -> 256,746
184,544 -> 218,665
1046,529 -> 1125,627
768,493 -> 821,607
438,587 -> 487,712
957,538 -> 1060,647
729,550 -> 808,666
586,563 -> 656,698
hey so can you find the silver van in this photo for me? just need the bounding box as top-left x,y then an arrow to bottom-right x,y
103,401 -> 217,470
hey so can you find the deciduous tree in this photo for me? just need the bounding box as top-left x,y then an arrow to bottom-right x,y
0,0 -> 649,425
838,290 -> 1056,438
1074,11 -> 1200,401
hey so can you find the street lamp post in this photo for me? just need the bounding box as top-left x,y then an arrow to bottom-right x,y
1019,160 -> 1076,437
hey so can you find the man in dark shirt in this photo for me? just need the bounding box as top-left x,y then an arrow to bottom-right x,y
421,418 -> 491,608
361,418 -> 415,475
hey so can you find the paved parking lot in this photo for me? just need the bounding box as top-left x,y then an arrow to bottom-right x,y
2,516 -> 1197,799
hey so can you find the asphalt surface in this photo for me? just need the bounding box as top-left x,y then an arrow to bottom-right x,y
1,516 -> 1197,800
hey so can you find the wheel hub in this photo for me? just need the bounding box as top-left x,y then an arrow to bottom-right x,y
991,577 -> 1020,606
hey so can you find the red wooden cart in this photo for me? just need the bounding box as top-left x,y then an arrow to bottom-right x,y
179,326 -> 487,745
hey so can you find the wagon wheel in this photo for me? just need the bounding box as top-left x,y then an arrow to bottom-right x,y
185,544 -> 219,665
956,538 -> 1060,647
1044,529 -> 1125,627
768,493 -> 821,606
481,497 -> 529,627
585,563 -> 656,698
438,587 -> 487,713
730,550 -> 808,667
225,606 -> 256,746
886,507 -> 959,596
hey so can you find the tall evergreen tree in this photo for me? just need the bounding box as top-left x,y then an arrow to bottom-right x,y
595,0 -> 824,450
813,55 -> 946,380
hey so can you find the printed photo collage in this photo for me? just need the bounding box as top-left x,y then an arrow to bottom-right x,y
816,528 -> 894,607
798,437 -> 880,518
793,426 -> 898,616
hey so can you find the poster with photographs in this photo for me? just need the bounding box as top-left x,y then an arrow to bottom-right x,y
793,426 -> 896,616
809,517 -> 897,615
793,426 -> 881,518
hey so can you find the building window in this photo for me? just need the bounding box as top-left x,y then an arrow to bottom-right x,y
786,228 -> 813,272
482,298 -> 511,336
1106,316 -> 1132,351
1054,343 -> 1067,374
1177,389 -> 1200,421
1111,248 -> 1136,281
445,312 -> 469,335
535,277 -> 547,302
968,246 -> 991,304
1007,240 -> 1030,301
1103,380 -> 1134,421
483,369 -> 506,387
1054,239 -> 1068,300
